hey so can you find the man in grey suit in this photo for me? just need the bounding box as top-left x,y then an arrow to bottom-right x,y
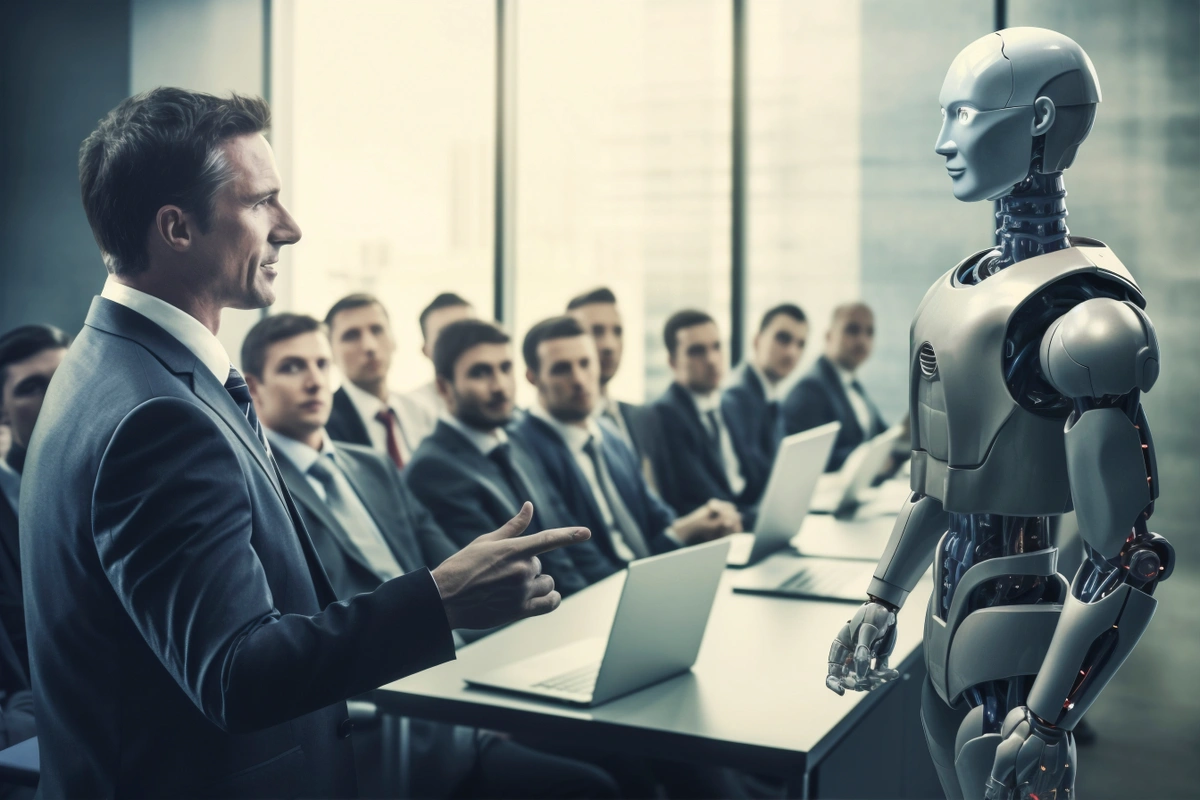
243,313 -> 618,799
21,87 -> 589,797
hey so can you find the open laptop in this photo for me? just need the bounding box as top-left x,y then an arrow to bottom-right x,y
725,422 -> 841,567
463,537 -> 731,707
809,423 -> 907,516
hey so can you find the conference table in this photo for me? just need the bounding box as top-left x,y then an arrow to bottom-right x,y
375,490 -> 943,799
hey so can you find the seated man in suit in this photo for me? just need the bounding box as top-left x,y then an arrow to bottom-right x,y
401,292 -> 476,436
722,304 -> 808,483
515,316 -> 739,572
324,293 -> 432,467
244,313 -> 618,800
782,301 -> 886,471
405,319 -> 615,594
566,288 -> 665,490
649,310 -> 768,527
0,324 -> 71,681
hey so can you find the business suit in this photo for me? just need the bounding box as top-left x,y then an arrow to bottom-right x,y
514,414 -> 676,570
20,297 -> 456,798
0,468 -> 24,684
782,354 -> 886,472
325,385 -> 432,462
649,383 -> 766,527
721,364 -> 785,485
404,421 -> 614,593
275,439 -> 617,800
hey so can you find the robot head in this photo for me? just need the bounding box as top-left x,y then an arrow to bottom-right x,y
935,27 -> 1101,202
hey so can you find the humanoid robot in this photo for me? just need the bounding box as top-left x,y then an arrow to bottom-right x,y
824,28 -> 1172,800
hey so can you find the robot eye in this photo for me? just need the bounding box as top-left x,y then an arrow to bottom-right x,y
957,107 -> 977,125
940,108 -> 947,120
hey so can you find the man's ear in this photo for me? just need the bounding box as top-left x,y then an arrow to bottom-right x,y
525,368 -> 538,387
245,373 -> 263,403
435,375 -> 452,405
155,205 -> 194,253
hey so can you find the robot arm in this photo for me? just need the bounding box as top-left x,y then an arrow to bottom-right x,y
986,297 -> 1173,799
826,493 -> 947,695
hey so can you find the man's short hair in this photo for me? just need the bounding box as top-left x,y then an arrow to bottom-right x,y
565,287 -> 617,311
522,316 -> 586,374
433,319 -> 510,382
663,309 -> 715,357
240,314 -> 323,380
759,303 -> 807,333
324,293 -> 388,329
829,301 -> 873,327
419,293 -> 472,341
0,325 -> 72,390
79,87 -> 272,277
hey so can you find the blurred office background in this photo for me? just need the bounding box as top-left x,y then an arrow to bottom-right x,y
1,1 -> 1196,796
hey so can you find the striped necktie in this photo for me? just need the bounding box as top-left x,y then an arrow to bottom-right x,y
224,367 -> 270,453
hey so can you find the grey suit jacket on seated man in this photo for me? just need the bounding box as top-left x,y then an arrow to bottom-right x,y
21,295 -> 459,798
405,419 -> 615,593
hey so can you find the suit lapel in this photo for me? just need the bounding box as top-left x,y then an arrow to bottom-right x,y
668,383 -> 730,493
267,458 -> 339,608
438,425 -> 519,509
330,388 -> 373,447
818,356 -> 865,442
333,449 -> 424,573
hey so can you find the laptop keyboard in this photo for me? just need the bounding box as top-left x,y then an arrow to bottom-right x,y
778,561 -> 871,596
533,662 -> 600,695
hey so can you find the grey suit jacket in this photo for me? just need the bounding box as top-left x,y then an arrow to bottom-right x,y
273,440 -> 476,799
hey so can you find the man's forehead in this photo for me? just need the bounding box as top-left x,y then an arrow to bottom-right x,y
268,332 -> 329,361
221,133 -> 280,192
576,303 -> 620,323
681,322 -> 719,342
541,335 -> 592,361
334,303 -> 388,331
461,342 -> 511,366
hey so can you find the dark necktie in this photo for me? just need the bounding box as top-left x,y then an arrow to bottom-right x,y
224,367 -> 269,453
582,437 -> 649,560
704,409 -> 723,452
488,443 -> 529,504
308,453 -> 403,580
375,409 -> 405,469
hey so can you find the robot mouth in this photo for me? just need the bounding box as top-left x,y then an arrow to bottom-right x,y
946,167 -> 966,178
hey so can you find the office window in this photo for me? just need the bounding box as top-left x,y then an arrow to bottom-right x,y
278,0 -> 495,392
512,0 -> 732,404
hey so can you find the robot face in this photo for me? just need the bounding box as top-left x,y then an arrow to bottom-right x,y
934,102 -> 1034,203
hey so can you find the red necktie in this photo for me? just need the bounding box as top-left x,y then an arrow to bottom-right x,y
375,409 -> 405,469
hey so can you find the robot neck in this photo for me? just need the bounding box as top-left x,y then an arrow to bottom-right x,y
994,170 -> 1071,267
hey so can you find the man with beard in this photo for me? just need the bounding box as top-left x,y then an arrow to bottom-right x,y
404,319 -> 614,595
782,302 -> 886,472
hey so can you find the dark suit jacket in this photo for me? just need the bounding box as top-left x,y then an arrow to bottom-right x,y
514,415 -> 677,570
20,298 -> 456,798
324,387 -> 373,449
404,421 -> 614,593
0,614 -> 34,751
0,488 -> 25,688
721,364 -> 785,485
273,441 -> 476,799
782,355 -> 886,472
649,383 -> 766,527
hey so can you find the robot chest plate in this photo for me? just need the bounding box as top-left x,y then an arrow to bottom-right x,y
908,243 -> 1137,514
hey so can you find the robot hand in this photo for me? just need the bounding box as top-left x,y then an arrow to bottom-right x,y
825,601 -> 899,695
983,706 -> 1075,800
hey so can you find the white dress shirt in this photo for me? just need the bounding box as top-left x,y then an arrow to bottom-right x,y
529,405 -> 643,562
749,363 -> 783,403
440,412 -> 507,456
401,380 -> 445,443
101,278 -> 231,384
689,390 -> 747,496
593,394 -> 634,451
265,427 -> 404,582
0,459 -> 19,514
831,361 -> 874,436
339,379 -> 429,462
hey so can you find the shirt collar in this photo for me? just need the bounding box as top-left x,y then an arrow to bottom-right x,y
748,362 -> 780,401
829,359 -> 857,387
101,278 -> 231,384
687,387 -> 722,414
340,377 -> 390,423
264,427 -> 332,474
440,412 -> 507,455
530,403 -> 598,453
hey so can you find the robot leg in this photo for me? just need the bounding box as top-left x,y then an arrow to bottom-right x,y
921,677 -> 970,800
